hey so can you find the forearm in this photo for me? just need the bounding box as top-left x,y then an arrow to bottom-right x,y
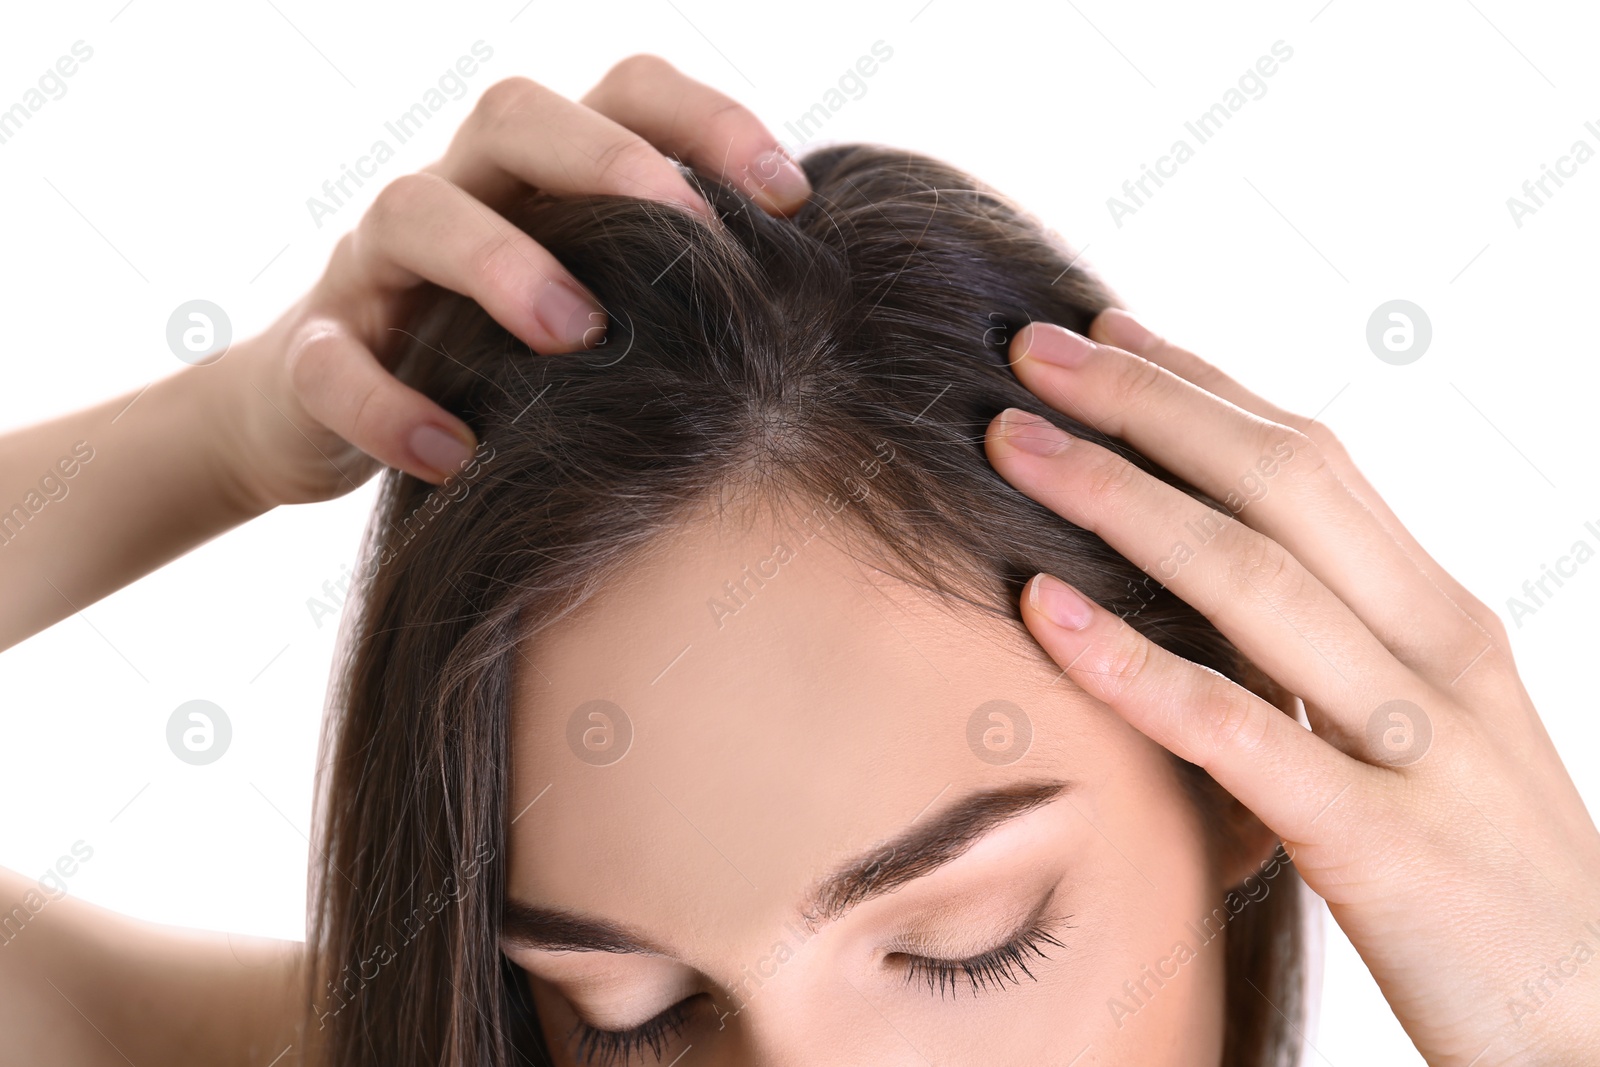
0,359 -> 265,651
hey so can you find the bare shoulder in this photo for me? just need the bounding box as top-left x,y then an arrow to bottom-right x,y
0,864 -> 316,1067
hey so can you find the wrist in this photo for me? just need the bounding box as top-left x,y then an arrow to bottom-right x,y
185,335 -> 281,523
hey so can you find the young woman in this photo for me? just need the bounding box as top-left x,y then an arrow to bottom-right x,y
1,56 -> 1596,1067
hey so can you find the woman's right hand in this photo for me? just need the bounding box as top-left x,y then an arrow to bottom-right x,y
205,55 -> 810,512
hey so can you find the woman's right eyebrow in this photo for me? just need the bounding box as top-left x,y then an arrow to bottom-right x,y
500,900 -> 670,955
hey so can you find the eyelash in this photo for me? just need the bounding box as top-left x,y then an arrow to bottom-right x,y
562,917 -> 1071,1064
568,996 -> 695,1067
899,915 -> 1071,999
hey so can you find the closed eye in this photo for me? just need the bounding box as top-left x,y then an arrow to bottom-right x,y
567,993 -> 700,1067
894,914 -> 1072,999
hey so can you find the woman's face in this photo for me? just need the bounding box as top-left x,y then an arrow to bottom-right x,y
504,500 -> 1239,1066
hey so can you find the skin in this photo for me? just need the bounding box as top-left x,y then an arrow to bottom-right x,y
503,497 -> 1258,1065
2,50 -> 1598,1067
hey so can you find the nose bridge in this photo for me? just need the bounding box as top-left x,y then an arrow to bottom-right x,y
696,906 -> 929,1067
735,1006 -> 935,1067
706,967 -> 931,1067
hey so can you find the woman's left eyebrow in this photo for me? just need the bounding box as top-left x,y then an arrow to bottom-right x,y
797,778 -> 1072,930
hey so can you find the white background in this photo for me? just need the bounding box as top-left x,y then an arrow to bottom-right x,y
2,2 -> 1597,1065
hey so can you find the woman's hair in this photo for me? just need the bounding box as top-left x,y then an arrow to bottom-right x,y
306,143 -> 1304,1066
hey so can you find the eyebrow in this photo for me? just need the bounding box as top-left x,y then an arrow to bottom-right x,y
499,778 -> 1071,955
501,902 -> 673,956
799,778 -> 1071,929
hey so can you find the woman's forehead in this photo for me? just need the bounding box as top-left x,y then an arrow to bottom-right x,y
502,505 -> 1166,929
510,503 -> 1081,791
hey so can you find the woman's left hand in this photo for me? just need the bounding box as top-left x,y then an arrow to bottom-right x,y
983,310 -> 1600,1067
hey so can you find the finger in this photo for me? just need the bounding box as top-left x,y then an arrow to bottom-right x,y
427,76 -> 713,219
347,172 -> 604,354
1009,322 -> 1485,680
285,319 -> 479,485
1090,308 -> 1505,654
1019,570 -> 1377,845
987,406 -> 1422,756
581,54 -> 811,215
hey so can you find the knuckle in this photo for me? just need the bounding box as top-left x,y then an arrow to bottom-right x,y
704,97 -> 751,127
326,231 -> 360,276
1193,674 -> 1262,759
475,76 -> 542,127
1263,425 -> 1311,462
366,173 -> 441,232
690,98 -> 754,158
1286,414 -> 1347,458
1177,353 -> 1229,395
1094,635 -> 1155,699
1118,355 -> 1170,410
1259,426 -> 1326,480
1225,533 -> 1302,601
604,53 -> 674,90
284,326 -> 342,400
1083,453 -> 1143,504
1469,605 -> 1510,648
590,135 -> 670,191
344,377 -> 386,445
468,231 -> 527,296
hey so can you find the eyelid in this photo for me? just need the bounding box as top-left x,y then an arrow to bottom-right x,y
568,992 -> 700,1067
884,885 -> 1054,960
897,912 -> 1072,998
510,951 -> 701,1040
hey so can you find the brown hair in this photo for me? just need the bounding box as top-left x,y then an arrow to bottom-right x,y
306,143 -> 1304,1066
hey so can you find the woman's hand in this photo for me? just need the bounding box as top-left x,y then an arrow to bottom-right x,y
984,312 -> 1600,1066
206,55 -> 810,511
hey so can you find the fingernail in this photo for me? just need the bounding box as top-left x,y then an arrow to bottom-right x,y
410,423 -> 474,478
536,280 -> 606,351
1031,573 -> 1094,630
999,407 -> 1071,456
1017,324 -> 1093,369
1100,308 -> 1152,347
748,147 -> 811,207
